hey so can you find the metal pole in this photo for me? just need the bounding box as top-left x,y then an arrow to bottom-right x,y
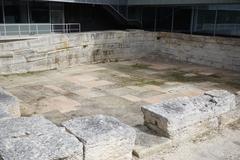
49,2 -> 52,24
141,7 -> 143,27
194,6 -> 198,33
154,7 -> 157,32
171,7 -> 175,32
2,0 -> 6,36
190,6 -> 194,35
1,0 -> 5,23
18,25 -> 21,36
27,0 -> 30,23
36,24 -> 38,35
213,9 -> 218,36
27,0 -> 31,34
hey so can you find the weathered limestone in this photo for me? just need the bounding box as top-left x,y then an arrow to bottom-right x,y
133,126 -> 172,159
236,91 -> 240,106
62,115 -> 136,160
0,87 -> 20,119
0,116 -> 83,160
154,32 -> 240,72
142,90 -> 236,140
1,30 -> 239,75
0,31 -> 154,75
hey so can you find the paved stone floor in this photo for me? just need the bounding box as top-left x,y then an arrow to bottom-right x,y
0,60 -> 240,159
137,120 -> 240,160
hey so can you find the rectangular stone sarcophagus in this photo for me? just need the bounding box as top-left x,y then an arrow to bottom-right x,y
62,115 -> 136,160
142,90 -> 237,140
0,116 -> 83,160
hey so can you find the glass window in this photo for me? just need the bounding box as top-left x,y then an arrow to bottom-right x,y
4,0 -> 28,23
193,8 -> 216,36
30,1 -> 49,23
173,7 -> 192,33
0,0 -> 3,23
142,7 -> 155,31
156,7 -> 173,32
216,10 -> 240,37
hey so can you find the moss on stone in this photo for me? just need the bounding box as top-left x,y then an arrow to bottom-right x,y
131,63 -> 150,69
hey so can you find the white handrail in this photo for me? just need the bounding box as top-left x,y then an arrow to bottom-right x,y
0,23 -> 81,37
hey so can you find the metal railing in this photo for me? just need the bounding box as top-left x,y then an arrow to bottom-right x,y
0,23 -> 81,37
199,23 -> 240,36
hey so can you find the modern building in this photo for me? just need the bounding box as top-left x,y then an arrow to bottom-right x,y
0,0 -> 240,37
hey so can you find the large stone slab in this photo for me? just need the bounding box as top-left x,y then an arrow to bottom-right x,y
142,90 -> 236,140
62,115 -> 136,160
0,88 -> 20,119
0,116 -> 83,160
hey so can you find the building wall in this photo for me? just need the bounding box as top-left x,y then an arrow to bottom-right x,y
128,0 -> 240,5
0,30 -> 239,75
128,4 -> 240,37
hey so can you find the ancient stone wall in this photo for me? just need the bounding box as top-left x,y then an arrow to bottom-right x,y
154,32 -> 240,72
142,90 -> 239,141
0,30 -> 239,75
0,30 -> 155,75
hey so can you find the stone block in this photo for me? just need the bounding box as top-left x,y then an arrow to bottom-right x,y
237,97 -> 240,108
142,90 -> 236,140
0,88 -> 20,119
62,115 -> 136,160
0,116 -> 83,160
133,126 -> 172,159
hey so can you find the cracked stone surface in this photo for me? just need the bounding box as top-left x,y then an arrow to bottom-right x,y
0,87 -> 20,119
0,60 -> 239,160
142,90 -> 236,139
0,116 -> 83,160
62,115 -> 136,160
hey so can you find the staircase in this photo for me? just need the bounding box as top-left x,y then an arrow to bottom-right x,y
103,4 -> 142,29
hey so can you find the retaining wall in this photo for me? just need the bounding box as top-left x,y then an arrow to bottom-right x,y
154,32 -> 240,71
0,30 -> 155,75
0,30 -> 239,74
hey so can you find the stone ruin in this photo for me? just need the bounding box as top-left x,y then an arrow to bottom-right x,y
0,88 -> 239,160
0,88 -> 20,119
142,90 -> 237,140
62,115 -> 136,160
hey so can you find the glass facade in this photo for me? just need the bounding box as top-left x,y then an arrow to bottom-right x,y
0,0 -> 239,37
128,4 -> 240,37
0,1 -> 3,23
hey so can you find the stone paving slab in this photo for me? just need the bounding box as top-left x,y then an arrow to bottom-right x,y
148,63 -> 176,71
135,90 -> 164,99
121,95 -> 142,102
133,126 -> 172,159
81,80 -> 115,89
126,86 -> 150,93
43,85 -> 68,94
0,87 -> 20,119
73,88 -> 106,99
143,93 -> 181,104
107,87 -> 137,96
0,116 -> 83,160
38,96 -> 80,113
62,115 -> 136,160
65,75 -> 99,84
142,90 -> 236,139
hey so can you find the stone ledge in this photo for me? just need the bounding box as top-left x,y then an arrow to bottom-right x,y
133,125 -> 172,159
0,87 -> 20,119
62,115 -> 136,160
0,116 -> 83,160
142,90 -> 237,140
